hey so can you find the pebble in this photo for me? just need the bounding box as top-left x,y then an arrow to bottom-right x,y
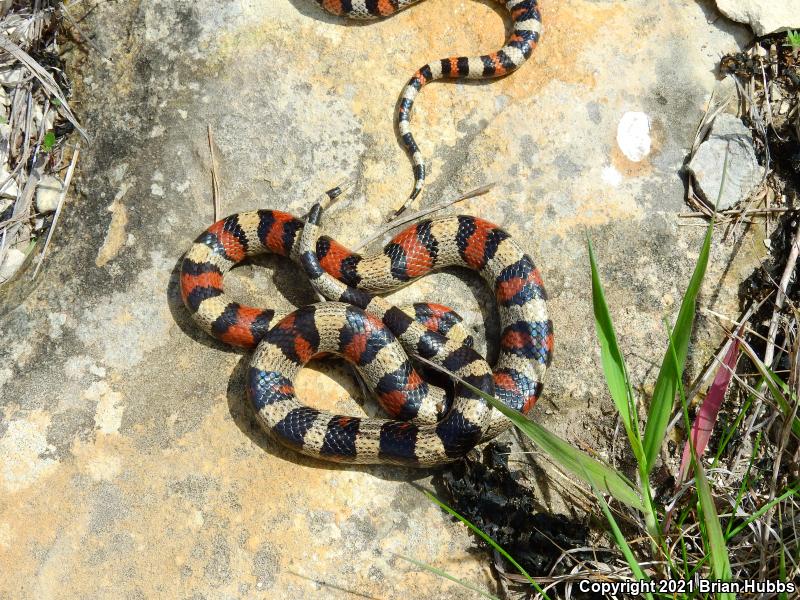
0,165 -> 18,199
616,112 -> 651,162
32,105 -> 54,131
35,175 -> 63,213
0,122 -> 11,164
0,66 -> 25,86
0,247 -> 26,283
686,113 -> 763,210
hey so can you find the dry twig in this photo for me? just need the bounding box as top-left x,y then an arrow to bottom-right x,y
207,124 -> 220,223
764,219 -> 800,368
33,142 -> 78,277
354,183 -> 495,251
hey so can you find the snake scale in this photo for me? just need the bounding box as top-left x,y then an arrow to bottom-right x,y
316,0 -> 543,214
181,194 -> 552,466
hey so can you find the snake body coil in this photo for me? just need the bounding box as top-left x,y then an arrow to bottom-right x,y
181,207 -> 552,465
316,0 -> 543,212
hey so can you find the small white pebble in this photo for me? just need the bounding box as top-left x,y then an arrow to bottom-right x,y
35,175 -> 63,213
616,111 -> 651,162
151,183 -> 164,196
32,105 -> 54,130
0,67 -> 26,86
0,122 -> 10,162
0,164 -> 19,199
0,247 -> 26,282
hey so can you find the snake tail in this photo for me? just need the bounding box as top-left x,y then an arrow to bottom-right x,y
316,0 -> 543,214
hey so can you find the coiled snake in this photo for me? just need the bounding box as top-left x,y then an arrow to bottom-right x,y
181,191 -> 552,466
315,0 -> 543,214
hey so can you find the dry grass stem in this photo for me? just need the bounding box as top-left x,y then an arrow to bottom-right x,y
207,124 -> 220,223
354,183 -> 495,251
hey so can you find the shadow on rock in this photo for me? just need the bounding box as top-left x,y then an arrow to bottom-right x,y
431,442 -> 595,595
225,352 -> 433,483
448,265 -> 501,363
166,249 -> 319,353
166,256 -> 244,354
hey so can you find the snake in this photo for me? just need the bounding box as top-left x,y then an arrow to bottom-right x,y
315,0 -> 543,214
180,192 -> 553,466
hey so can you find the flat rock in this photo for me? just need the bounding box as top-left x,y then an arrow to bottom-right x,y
0,1 -> 762,598
716,0 -> 800,36
687,113 -> 763,209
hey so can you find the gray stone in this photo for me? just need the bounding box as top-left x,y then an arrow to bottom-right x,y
34,175 -> 63,213
0,246 -> 24,282
687,113 -> 763,209
716,0 -> 800,36
0,164 -> 18,199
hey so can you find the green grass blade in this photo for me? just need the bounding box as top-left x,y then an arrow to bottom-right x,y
694,460 -> 734,598
590,484 -> 653,600
494,403 -> 644,509
394,554 -> 502,600
642,218 -> 714,473
725,484 -> 799,540
762,367 -> 800,439
424,492 -> 551,599
589,239 -> 662,544
414,355 -> 644,510
738,342 -> 800,439
588,238 -> 643,463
